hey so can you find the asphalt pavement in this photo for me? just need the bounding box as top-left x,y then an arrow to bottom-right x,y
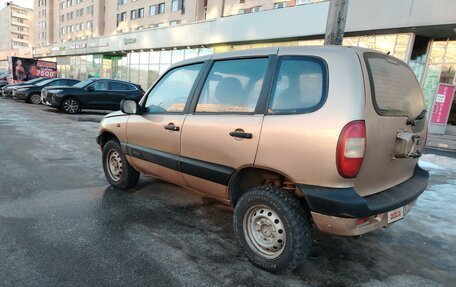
0,98 -> 454,287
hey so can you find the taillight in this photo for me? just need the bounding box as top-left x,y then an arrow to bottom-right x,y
336,120 -> 366,178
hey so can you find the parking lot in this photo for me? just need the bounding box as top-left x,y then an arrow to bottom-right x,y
0,98 -> 455,287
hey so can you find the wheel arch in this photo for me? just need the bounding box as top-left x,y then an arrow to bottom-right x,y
228,167 -> 309,210
98,131 -> 119,148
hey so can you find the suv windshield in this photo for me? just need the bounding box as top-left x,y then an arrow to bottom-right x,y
364,53 -> 425,118
73,79 -> 95,88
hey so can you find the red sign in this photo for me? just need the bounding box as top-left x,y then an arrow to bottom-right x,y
10,56 -> 57,83
430,83 -> 455,125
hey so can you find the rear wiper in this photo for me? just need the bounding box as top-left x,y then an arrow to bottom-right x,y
407,109 -> 426,126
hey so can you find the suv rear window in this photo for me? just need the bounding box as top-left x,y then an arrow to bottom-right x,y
268,57 -> 327,114
364,53 -> 425,118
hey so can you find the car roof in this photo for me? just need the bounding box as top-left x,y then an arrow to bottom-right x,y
91,78 -> 138,85
171,45 -> 384,69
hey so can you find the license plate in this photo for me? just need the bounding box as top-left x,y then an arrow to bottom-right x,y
387,207 -> 404,224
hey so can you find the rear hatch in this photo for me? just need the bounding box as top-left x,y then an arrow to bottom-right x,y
354,52 -> 427,197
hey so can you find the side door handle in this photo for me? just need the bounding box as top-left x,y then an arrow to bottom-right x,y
164,124 -> 180,131
229,131 -> 252,139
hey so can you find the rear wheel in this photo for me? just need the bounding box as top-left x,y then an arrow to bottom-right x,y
29,93 -> 42,105
62,97 -> 80,114
233,186 -> 312,272
102,139 -> 140,190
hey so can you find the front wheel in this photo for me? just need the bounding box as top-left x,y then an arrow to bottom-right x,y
62,98 -> 80,114
233,186 -> 312,272
102,139 -> 140,190
29,93 -> 42,104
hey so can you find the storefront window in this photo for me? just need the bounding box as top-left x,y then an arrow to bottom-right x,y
422,64 -> 442,112
429,41 -> 447,64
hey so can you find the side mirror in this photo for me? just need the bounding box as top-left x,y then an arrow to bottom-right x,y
87,85 -> 94,92
120,99 -> 138,114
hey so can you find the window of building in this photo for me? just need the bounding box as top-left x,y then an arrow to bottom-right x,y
251,6 -> 262,12
131,10 -> 137,19
145,64 -> 203,113
60,15 -> 65,22
171,0 -> 179,11
273,2 -> 288,9
60,2 -> 64,9
87,21 -> 93,29
138,8 -> 144,18
66,0 -> 73,7
150,5 -> 157,15
158,3 -> 165,14
76,8 -> 84,17
196,58 -> 269,113
86,5 -> 94,15
118,0 -> 127,5
269,57 -> 327,114
170,20 -> 180,26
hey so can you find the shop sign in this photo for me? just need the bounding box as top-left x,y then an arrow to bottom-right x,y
123,38 -> 136,45
66,43 -> 87,50
431,83 -> 455,124
88,42 -> 109,48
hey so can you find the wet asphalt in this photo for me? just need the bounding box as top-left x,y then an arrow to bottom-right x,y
0,98 -> 454,287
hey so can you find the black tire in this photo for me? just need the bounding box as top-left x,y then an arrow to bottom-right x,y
102,139 -> 140,190
29,93 -> 42,105
61,97 -> 80,114
233,186 -> 312,272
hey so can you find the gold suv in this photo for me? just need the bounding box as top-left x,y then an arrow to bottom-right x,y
97,46 -> 429,272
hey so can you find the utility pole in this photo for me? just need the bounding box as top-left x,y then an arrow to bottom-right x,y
324,0 -> 349,45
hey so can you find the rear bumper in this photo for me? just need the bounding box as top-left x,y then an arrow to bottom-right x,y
298,165 -> 429,236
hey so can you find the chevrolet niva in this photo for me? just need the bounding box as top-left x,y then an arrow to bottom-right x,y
97,46 -> 429,272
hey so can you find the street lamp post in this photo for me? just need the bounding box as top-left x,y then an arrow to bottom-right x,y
324,0 -> 350,45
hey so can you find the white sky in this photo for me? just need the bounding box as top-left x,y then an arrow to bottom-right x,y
0,0 -> 34,9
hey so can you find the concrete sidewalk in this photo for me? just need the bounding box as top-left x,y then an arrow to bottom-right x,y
426,133 -> 456,152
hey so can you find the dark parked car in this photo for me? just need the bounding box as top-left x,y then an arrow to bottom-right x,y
0,80 -> 8,88
1,77 -> 47,98
42,78 -> 144,114
13,78 -> 80,104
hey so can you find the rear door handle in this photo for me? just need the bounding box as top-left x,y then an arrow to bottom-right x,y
164,124 -> 180,131
229,131 -> 252,139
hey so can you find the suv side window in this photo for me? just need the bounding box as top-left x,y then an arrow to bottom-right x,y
269,57 -> 327,114
195,58 -> 268,113
48,79 -> 66,86
145,63 -> 203,113
109,81 -> 128,90
89,80 -> 108,91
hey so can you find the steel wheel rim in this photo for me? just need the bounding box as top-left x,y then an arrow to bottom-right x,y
31,94 -> 41,104
64,99 -> 79,113
106,149 -> 123,181
243,204 -> 286,259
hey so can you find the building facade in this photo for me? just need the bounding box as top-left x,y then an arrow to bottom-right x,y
0,2 -> 33,70
31,0 -> 456,134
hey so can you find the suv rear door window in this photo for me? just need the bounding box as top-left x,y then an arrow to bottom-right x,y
195,58 -> 268,113
269,57 -> 327,114
144,63 -> 203,113
109,82 -> 128,90
364,53 -> 425,118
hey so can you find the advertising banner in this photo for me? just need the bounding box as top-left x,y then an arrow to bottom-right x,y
429,83 -> 455,134
10,57 -> 57,82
